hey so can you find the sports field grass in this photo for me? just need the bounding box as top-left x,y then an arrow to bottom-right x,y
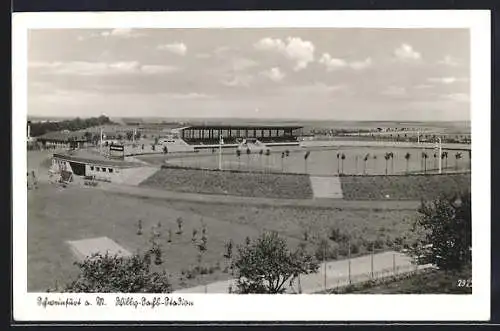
28,182 -> 420,292
139,167 -> 314,199
139,145 -> 471,176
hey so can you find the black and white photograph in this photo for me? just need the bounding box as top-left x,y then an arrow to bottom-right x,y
13,10 -> 490,321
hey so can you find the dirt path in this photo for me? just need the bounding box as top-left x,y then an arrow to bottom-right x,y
98,182 -> 420,210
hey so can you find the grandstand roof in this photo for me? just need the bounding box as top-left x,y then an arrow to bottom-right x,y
177,124 -> 303,130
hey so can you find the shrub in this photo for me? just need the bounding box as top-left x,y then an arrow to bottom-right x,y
62,251 -> 171,293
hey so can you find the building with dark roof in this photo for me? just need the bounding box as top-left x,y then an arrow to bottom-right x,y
175,124 -> 303,146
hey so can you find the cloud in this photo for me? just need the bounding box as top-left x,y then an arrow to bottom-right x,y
394,43 -> 421,61
100,28 -> 143,38
382,86 -> 407,97
319,54 -> 347,70
282,82 -> 349,95
165,92 -> 214,100
29,61 -> 179,76
254,37 -> 315,71
415,84 -> 433,89
428,77 -> 468,84
157,42 -> 188,56
260,67 -> 285,82
231,58 -> 258,71
222,75 -> 254,87
439,55 -> 460,66
442,93 -> 469,102
195,53 -> 212,59
349,58 -> 373,70
319,54 -> 372,71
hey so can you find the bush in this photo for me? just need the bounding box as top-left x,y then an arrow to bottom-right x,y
61,251 -> 171,293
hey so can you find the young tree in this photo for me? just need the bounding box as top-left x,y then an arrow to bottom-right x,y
410,191 -> 471,271
61,250 -> 171,293
236,149 -> 241,170
389,152 -> 395,174
455,152 -> 462,171
404,152 -> 411,174
304,151 -> 310,173
422,152 -> 429,173
281,152 -> 285,173
340,153 -> 346,175
441,151 -> 449,170
363,153 -> 370,175
336,152 -> 340,174
384,152 -> 391,175
233,232 -> 319,294
246,147 -> 251,170
176,217 -> 183,235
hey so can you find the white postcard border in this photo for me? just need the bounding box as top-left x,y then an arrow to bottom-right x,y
12,10 -> 491,322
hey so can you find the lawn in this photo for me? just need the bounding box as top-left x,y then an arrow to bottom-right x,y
340,173 -> 471,200
28,182 -> 422,292
331,267 -> 472,294
139,167 -> 314,199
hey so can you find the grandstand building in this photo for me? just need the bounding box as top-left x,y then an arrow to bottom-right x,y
175,125 -> 303,147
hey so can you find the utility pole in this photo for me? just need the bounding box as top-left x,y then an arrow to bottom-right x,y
219,135 -> 223,170
438,136 -> 442,174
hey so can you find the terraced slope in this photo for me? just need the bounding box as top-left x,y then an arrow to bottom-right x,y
140,168 -> 313,199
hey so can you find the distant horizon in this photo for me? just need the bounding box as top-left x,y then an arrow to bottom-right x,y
27,114 -> 471,124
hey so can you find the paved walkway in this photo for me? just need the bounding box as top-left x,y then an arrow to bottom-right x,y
173,251 -> 433,294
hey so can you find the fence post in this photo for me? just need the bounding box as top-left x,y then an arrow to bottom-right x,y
348,240 -> 352,284
371,243 -> 374,279
323,245 -> 327,291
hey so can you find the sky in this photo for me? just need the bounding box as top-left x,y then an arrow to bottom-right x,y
27,28 -> 470,121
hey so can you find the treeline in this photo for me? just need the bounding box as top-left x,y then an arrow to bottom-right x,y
29,116 -> 113,137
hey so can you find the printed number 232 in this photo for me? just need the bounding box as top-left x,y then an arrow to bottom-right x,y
457,279 -> 472,287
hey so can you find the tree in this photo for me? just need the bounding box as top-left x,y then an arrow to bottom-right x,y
60,251 -> 172,293
246,147 -> 251,170
340,153 -> 346,175
236,149 -> 242,170
83,131 -> 92,142
384,152 -> 391,175
455,152 -> 462,171
176,217 -> 183,235
442,151 -> 449,170
304,151 -> 310,173
404,152 -> 411,174
233,232 -> 319,294
409,191 -> 471,271
389,152 -> 395,174
363,153 -> 370,175
422,152 -> 429,173
163,146 -> 168,154
126,131 -> 134,141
